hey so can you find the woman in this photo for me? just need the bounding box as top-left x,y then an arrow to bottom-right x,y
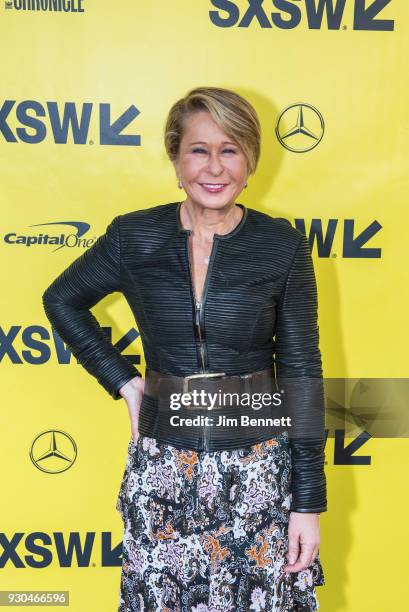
42,86 -> 327,611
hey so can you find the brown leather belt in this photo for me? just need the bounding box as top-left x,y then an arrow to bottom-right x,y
138,368 -> 289,452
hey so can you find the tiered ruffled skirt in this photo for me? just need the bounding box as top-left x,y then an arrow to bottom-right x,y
116,431 -> 324,611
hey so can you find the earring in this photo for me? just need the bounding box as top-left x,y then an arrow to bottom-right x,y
244,182 -> 248,188
178,178 -> 183,189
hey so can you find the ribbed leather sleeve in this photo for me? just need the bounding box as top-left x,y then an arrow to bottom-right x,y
42,215 -> 142,400
274,232 -> 328,513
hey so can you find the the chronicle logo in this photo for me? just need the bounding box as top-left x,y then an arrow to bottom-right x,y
3,221 -> 95,252
0,101 -> 141,146
30,430 -> 77,474
209,0 -> 394,31
275,103 -> 324,152
5,0 -> 85,13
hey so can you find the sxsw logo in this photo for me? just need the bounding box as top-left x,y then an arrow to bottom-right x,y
0,532 -> 123,568
0,326 -> 140,366
297,219 -> 382,258
209,0 -> 394,31
0,101 -> 140,146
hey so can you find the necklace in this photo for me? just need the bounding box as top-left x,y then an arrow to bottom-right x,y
181,202 -> 241,266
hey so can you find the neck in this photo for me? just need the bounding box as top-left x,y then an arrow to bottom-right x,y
180,200 -> 242,241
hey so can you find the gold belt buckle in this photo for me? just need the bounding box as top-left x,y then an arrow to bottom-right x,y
182,372 -> 227,395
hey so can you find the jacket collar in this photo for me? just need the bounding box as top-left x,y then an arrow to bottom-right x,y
176,201 -> 248,240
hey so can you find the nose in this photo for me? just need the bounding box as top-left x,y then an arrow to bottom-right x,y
207,151 -> 224,175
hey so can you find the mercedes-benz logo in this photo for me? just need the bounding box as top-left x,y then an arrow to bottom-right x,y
30,430 -> 77,473
275,103 -> 325,152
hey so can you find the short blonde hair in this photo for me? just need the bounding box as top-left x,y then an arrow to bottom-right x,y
164,86 -> 261,176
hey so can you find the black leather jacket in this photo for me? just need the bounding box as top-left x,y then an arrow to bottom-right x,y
42,201 -> 327,513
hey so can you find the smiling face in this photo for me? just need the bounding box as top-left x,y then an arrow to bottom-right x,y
173,110 -> 249,210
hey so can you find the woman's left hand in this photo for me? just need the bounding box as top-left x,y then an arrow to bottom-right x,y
284,511 -> 320,573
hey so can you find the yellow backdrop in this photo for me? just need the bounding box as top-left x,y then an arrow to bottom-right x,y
1,1 -> 407,611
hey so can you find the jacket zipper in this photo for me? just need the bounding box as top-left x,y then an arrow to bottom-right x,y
185,234 -> 220,451
194,299 -> 206,370
185,234 -> 219,372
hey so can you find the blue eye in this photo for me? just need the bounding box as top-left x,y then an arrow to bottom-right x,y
192,148 -> 206,153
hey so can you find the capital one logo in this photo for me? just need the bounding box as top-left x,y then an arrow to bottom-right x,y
209,0 -> 394,31
0,101 -> 140,146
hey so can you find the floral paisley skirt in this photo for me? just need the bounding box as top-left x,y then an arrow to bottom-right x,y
116,431 -> 325,611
